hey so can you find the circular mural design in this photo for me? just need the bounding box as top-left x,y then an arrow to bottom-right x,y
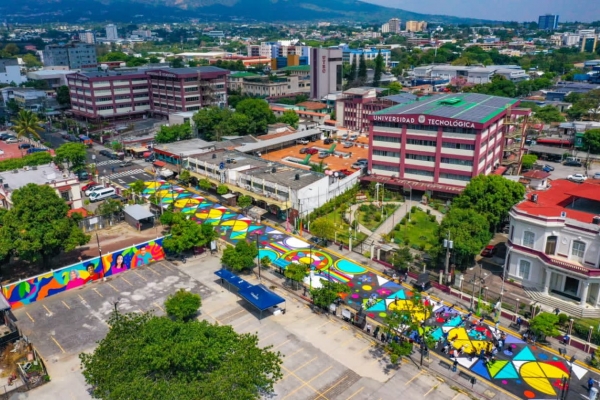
519,361 -> 569,396
280,249 -> 332,271
284,237 -> 313,249
258,249 -> 278,262
334,259 -> 367,275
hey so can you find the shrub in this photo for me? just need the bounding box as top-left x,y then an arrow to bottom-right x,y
430,215 -> 437,223
359,204 -> 368,212
558,313 -> 569,326
426,209 -> 431,215
374,214 -> 381,222
164,289 -> 202,321
410,219 -> 417,225
410,206 -> 416,213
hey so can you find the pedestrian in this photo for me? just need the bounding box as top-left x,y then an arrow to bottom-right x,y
554,307 -> 560,316
497,339 -> 504,350
404,271 -> 408,282
380,332 -> 386,343
452,359 -> 458,372
516,316 -> 522,328
589,377 -> 596,392
563,334 -> 570,345
495,321 -> 500,333
366,324 -> 372,334
421,282 -> 425,292
478,317 -> 484,326
373,326 -> 380,338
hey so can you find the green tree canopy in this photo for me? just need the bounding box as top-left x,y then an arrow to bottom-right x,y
22,53 -> 42,68
357,54 -> 367,85
390,247 -> 413,270
534,105 -> 565,123
235,98 -> 276,135
529,312 -> 560,340
310,218 -> 335,241
437,208 -> 492,266
466,75 -> 516,98
163,213 -> 217,254
221,241 -> 258,272
13,109 -> 43,140
0,184 -> 90,266
277,110 -> 299,129
55,142 -> 87,171
372,50 -> 384,87
583,129 -> 600,154
452,175 -> 526,231
97,198 -> 123,218
56,85 -> 71,106
164,289 -> 202,321
237,195 -> 252,211
284,262 -> 308,290
521,154 -> 538,169
155,122 -> 192,143
79,312 -> 283,400
310,281 -> 349,310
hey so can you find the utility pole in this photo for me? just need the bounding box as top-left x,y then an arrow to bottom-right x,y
443,231 -> 452,276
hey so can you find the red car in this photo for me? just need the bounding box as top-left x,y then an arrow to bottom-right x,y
300,147 -> 318,155
481,245 -> 496,257
81,181 -> 98,192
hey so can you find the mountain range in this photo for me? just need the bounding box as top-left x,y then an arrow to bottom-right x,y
3,0 -> 494,24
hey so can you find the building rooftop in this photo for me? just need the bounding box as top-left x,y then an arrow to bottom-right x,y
296,101 -> 327,110
0,164 -> 71,190
190,150 -> 324,190
155,138 -> 213,157
230,71 -> 260,78
278,65 -> 310,72
522,170 -> 550,180
515,179 -> 600,225
235,128 -> 323,154
373,93 -> 518,124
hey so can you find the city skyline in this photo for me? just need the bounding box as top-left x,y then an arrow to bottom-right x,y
365,0 -> 600,22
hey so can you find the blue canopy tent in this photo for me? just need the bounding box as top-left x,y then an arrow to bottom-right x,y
272,259 -> 290,275
237,284 -> 286,320
215,269 -> 254,291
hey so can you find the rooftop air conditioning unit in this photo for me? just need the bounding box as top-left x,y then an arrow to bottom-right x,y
12,169 -> 18,174
32,166 -> 37,170
593,216 -> 600,225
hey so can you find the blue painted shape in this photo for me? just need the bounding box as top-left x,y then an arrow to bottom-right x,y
387,290 -> 406,300
538,353 -> 548,360
504,334 -> 525,344
446,316 -> 463,327
513,346 -> 536,361
471,360 -> 491,380
366,300 -> 386,312
494,362 -> 519,379
382,281 -> 402,291
430,327 -> 444,341
336,259 -> 366,274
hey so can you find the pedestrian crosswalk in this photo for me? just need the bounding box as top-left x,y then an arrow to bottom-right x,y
107,169 -> 145,179
95,160 -> 121,166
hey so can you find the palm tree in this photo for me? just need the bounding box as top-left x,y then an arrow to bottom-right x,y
13,109 -> 43,141
310,161 -> 326,173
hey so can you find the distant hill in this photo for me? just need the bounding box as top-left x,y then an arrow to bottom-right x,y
3,0 -> 495,24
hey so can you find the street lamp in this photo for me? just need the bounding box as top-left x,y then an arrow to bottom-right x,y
468,266 -> 487,311
255,232 -> 261,280
443,231 -> 453,277
515,298 -> 520,321
560,355 -> 576,400
406,185 -> 412,222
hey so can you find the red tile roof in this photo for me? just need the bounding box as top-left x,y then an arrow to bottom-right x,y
515,179 -> 600,224
522,170 -> 550,179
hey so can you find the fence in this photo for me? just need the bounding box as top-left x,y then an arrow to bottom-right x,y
2,237 -> 166,309
78,213 -> 124,233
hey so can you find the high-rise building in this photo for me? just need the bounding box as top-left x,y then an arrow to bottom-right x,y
380,23 -> 390,34
0,59 -> 27,85
42,41 -> 97,70
105,24 -> 118,40
388,18 -> 401,34
581,35 -> 598,53
79,30 -> 95,44
406,21 -> 428,32
310,48 -> 343,100
538,14 -> 559,30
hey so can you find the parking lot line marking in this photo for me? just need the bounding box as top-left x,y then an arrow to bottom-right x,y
259,332 -> 278,343
43,305 -> 52,315
345,387 -> 364,400
25,312 -> 34,323
147,266 -> 161,276
317,375 -> 348,399
291,356 -> 318,373
405,370 -> 425,385
121,277 -> 134,286
424,384 -> 438,397
330,325 -> 349,336
153,302 -> 165,313
358,343 -> 374,353
92,288 -> 103,298
339,336 -> 356,346
284,348 -> 304,360
281,365 -> 331,400
162,264 -> 175,272
300,313 -> 319,323
451,393 -> 462,400
107,283 -> 120,292
78,294 -> 86,302
61,301 -> 70,310
272,339 -> 290,350
50,336 -> 66,353
134,271 -> 148,281
231,315 -> 255,327
315,319 -> 332,330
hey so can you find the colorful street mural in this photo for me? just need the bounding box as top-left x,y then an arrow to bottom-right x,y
2,238 -> 165,308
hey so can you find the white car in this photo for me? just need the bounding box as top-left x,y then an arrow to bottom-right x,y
5,137 -> 19,144
594,172 -> 600,180
85,185 -> 105,196
568,174 -> 587,183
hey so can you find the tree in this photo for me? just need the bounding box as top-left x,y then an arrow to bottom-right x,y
390,247 -> 413,270
13,109 -> 43,140
22,53 -> 42,68
277,110 -> 299,129
163,213 -> 217,254
235,99 -> 276,135
199,179 -> 212,191
310,281 -> 349,310
372,50 -> 384,87
164,289 -> 201,321
97,198 -> 123,219
521,154 -> 538,169
6,99 -> 19,115
382,311 -> 415,364
79,312 -> 283,400
383,81 -> 402,95
130,180 -> 146,202
55,142 -> 87,171
237,195 -> 252,213
179,170 -> 191,185
216,184 -> 228,195
467,75 -> 516,98
437,208 -> 492,267
3,44 -> 19,56
534,105 -> 565,123
357,54 -> 367,85
348,57 -> 357,84
452,175 -> 525,232
310,161 -> 326,173
284,262 -> 308,290
310,218 -> 335,241
155,123 -> 192,143
56,85 -> 71,106
193,107 -> 231,140
529,312 -> 560,341
170,57 -> 184,68
583,129 -> 600,154
0,184 -> 90,267
221,241 -> 258,272
148,56 -> 160,64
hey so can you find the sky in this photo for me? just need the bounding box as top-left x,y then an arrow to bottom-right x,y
364,0 -> 600,22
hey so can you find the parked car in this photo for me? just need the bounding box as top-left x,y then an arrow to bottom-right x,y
0,133 -> 13,140
309,236 -> 328,247
99,149 -> 112,157
564,160 -> 583,167
295,139 -> 309,145
119,160 -> 133,167
343,141 -> 353,148
351,162 -> 366,169
5,137 -> 19,144
300,147 -> 318,155
568,173 -> 587,183
349,134 -> 358,141
323,138 -> 333,145
107,152 -> 119,160
542,164 -> 555,172
26,147 -> 48,154
85,184 -> 106,196
145,154 -> 155,162
82,181 -> 98,192
108,194 -> 127,203
76,170 -> 90,180
357,158 -> 368,164
481,245 -> 497,257
340,133 -> 349,140
594,172 -> 600,180
18,143 -> 32,149
318,151 -> 330,159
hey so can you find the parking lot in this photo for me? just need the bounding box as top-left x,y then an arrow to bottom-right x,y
538,157 -> 600,181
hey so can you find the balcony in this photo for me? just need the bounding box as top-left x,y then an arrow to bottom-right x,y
509,242 -> 600,277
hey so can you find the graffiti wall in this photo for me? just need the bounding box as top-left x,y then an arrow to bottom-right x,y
2,238 -> 166,309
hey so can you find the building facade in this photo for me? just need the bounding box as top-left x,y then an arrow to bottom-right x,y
229,74 -> 308,98
406,21 -> 428,32
342,47 -> 392,68
507,180 -> 600,317
310,48 -> 343,100
0,59 -> 26,85
364,93 -> 519,197
388,18 -> 401,34
42,42 -> 97,70
105,24 -> 118,40
538,14 -> 559,30
79,31 -> 95,44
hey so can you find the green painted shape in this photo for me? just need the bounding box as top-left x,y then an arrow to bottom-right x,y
487,360 -> 508,378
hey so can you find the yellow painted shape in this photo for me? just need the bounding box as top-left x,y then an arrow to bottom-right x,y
520,362 -> 546,378
522,377 -> 556,395
539,363 -> 569,379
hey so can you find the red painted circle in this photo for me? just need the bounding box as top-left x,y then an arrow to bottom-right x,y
524,390 -> 535,399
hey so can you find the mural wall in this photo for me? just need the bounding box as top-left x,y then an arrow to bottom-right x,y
2,238 -> 166,309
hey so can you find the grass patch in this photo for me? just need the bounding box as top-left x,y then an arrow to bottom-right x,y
392,209 -> 439,251
356,203 -> 400,231
315,208 -> 367,245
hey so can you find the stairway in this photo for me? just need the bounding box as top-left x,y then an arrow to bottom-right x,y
522,287 -> 600,318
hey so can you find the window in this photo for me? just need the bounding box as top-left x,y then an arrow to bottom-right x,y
405,168 -> 434,177
545,236 -> 557,255
60,191 -> 71,201
442,142 -> 475,150
523,231 -> 535,248
372,164 -> 399,172
439,173 -> 471,182
406,153 -> 435,162
407,139 -> 436,147
441,157 -> 473,166
572,240 -> 586,262
373,149 -> 400,158
510,225 -> 514,241
373,135 -> 400,143
518,260 -> 531,280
